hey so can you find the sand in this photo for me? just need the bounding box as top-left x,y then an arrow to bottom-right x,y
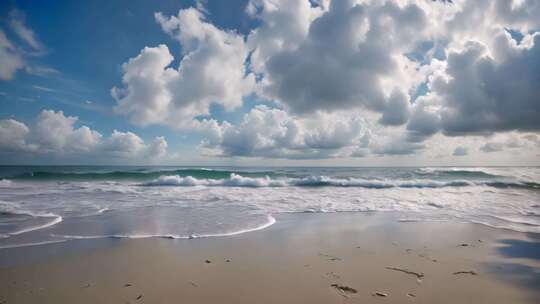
0,212 -> 539,303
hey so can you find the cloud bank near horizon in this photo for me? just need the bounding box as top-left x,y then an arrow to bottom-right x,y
0,110 -> 167,163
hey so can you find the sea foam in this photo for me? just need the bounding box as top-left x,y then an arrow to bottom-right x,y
141,174 -> 538,190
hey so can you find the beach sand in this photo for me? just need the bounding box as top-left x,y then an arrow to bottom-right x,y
1,212 -> 539,303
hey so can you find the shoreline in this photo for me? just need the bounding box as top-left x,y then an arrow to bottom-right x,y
1,212 -> 539,303
2,209 -> 538,251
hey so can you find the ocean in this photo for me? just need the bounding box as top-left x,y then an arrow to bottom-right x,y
0,166 -> 539,249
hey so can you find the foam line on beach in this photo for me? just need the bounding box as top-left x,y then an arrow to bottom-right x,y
0,239 -> 67,249
0,202 -> 64,236
55,214 -> 277,241
9,215 -> 63,236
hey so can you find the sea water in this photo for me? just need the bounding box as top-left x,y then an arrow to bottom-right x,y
0,166 -> 538,249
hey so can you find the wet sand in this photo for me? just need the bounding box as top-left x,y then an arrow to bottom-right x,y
0,212 -> 539,303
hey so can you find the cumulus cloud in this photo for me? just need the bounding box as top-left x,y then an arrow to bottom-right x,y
33,110 -> 102,153
245,0 -> 326,74
112,7 -> 255,128
109,0 -> 540,161
404,1 -> 540,142
253,0 -> 427,124
200,105 -> 369,159
405,97 -> 441,142
0,119 -> 33,152
0,110 -> 168,162
101,130 -> 146,157
433,33 -> 540,135
148,136 -> 168,158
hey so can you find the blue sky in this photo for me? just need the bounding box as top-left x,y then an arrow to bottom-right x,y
0,0 -> 252,149
0,0 -> 539,165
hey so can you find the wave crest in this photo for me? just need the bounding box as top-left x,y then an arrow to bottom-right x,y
142,174 -> 540,190
415,167 -> 501,178
8,168 -> 278,181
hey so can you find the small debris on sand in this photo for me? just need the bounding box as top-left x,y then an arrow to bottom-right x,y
81,283 -> 91,288
418,253 -> 438,263
453,271 -> 478,276
373,292 -> 389,297
189,281 -> 199,287
124,283 -> 132,287
331,284 -> 357,294
136,294 -> 143,300
325,272 -> 341,279
318,253 -> 342,261
205,260 -> 212,264
407,293 -> 416,297
385,267 -> 425,279
459,243 -> 470,247
225,259 -> 231,262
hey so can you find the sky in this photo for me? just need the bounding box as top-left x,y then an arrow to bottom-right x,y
0,0 -> 539,166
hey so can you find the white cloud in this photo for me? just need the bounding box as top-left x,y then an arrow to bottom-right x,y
252,0 -> 427,124
0,9 -> 50,81
201,105 -> 302,157
31,85 -> 55,92
402,1 -> 540,141
8,9 -> 45,54
431,32 -> 540,135
107,0 -> 540,163
0,119 -> 34,152
102,130 -> 145,157
33,110 -> 102,153
24,65 -> 59,77
0,110 -> 169,162
0,30 -> 24,80
201,105 -> 369,159
113,7 -> 255,128
148,136 -> 168,158
245,0 -> 326,74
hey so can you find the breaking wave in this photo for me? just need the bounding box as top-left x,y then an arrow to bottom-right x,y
142,173 -> 540,190
415,167 -> 502,179
7,168 -> 279,181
